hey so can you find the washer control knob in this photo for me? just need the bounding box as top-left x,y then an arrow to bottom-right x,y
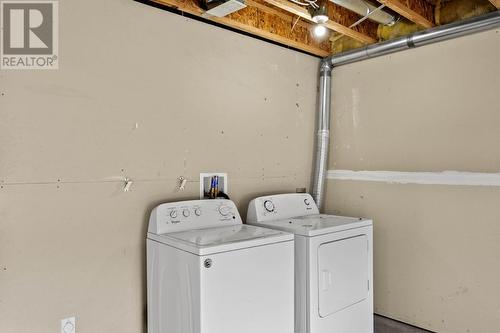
219,205 -> 231,216
264,200 -> 275,212
182,209 -> 190,217
194,208 -> 202,216
304,198 -> 310,206
170,210 -> 178,219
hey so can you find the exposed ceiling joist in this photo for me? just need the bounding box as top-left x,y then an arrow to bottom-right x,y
264,0 -> 377,43
377,0 -> 434,28
489,0 -> 500,9
145,0 -> 499,56
149,0 -> 331,56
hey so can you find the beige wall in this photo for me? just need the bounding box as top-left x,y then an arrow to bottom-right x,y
326,29 -> 500,332
0,0 -> 319,332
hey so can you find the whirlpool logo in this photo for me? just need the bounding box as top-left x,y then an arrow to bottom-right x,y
1,0 -> 58,69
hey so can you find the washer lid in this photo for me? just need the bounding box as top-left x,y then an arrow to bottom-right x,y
147,224 -> 293,255
249,214 -> 372,237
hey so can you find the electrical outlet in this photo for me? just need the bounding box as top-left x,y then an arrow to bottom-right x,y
61,317 -> 75,333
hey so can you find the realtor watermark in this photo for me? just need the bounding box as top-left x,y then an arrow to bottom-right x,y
1,0 -> 58,69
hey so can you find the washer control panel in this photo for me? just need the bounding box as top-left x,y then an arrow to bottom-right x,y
247,193 -> 319,223
149,199 -> 241,234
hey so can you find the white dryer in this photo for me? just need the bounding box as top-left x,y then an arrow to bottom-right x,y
247,193 -> 373,333
147,199 -> 294,333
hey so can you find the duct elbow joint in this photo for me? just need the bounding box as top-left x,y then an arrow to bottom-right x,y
320,59 -> 333,76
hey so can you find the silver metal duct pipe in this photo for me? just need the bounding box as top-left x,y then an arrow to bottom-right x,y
311,11 -> 500,211
311,60 -> 332,209
328,10 -> 500,67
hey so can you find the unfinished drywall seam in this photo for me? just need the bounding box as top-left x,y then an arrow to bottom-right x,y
328,170 -> 500,186
0,175 -> 300,187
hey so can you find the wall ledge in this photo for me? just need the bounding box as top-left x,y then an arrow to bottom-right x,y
328,170 -> 500,187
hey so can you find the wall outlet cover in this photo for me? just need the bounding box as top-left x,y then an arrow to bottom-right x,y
61,317 -> 76,333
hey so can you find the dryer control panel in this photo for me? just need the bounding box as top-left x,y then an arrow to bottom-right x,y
149,199 -> 241,234
247,193 -> 319,223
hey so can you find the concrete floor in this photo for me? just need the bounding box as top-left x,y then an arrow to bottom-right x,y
375,315 -> 434,333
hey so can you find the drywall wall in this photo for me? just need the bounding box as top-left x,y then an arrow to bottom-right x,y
0,0 -> 319,332
325,28 -> 500,332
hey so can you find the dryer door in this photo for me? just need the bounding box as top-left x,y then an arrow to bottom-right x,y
318,234 -> 369,318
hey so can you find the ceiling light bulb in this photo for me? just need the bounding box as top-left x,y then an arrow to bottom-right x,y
313,24 -> 327,38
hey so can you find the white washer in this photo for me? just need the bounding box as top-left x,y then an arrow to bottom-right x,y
247,193 -> 373,333
147,199 -> 295,333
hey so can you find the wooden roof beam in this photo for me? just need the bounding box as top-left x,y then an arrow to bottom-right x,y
148,0 -> 331,57
489,0 -> 500,9
263,0 -> 377,44
376,0 -> 434,28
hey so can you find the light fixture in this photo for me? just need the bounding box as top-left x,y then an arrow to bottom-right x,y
312,24 -> 328,38
308,0 -> 328,38
308,0 -> 329,24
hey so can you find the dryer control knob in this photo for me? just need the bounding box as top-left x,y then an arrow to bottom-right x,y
182,209 -> 190,217
194,208 -> 202,216
304,198 -> 310,206
170,210 -> 178,219
218,205 -> 231,216
264,200 -> 275,212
